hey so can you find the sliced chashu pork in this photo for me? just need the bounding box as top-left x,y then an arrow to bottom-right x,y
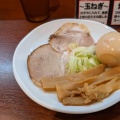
27,23 -> 95,87
27,44 -> 64,87
49,23 -> 95,53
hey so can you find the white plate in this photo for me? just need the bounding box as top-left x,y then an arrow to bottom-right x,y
13,19 -> 120,114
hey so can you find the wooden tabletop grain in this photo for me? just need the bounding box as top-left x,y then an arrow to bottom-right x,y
0,0 -> 120,120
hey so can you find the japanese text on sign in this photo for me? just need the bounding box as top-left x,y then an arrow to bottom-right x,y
111,0 -> 120,25
78,0 -> 110,24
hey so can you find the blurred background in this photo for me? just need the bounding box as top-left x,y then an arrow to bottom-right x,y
0,0 -> 76,20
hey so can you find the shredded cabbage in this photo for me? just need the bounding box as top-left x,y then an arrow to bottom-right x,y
66,44 -> 100,74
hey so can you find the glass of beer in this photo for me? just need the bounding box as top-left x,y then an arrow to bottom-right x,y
20,0 -> 49,22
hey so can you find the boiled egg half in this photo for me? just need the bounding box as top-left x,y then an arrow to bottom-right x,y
96,31 -> 120,67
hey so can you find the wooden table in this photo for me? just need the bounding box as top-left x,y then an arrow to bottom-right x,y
0,0 -> 120,119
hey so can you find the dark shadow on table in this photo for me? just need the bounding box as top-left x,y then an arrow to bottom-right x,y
49,0 -> 60,15
54,102 -> 120,120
